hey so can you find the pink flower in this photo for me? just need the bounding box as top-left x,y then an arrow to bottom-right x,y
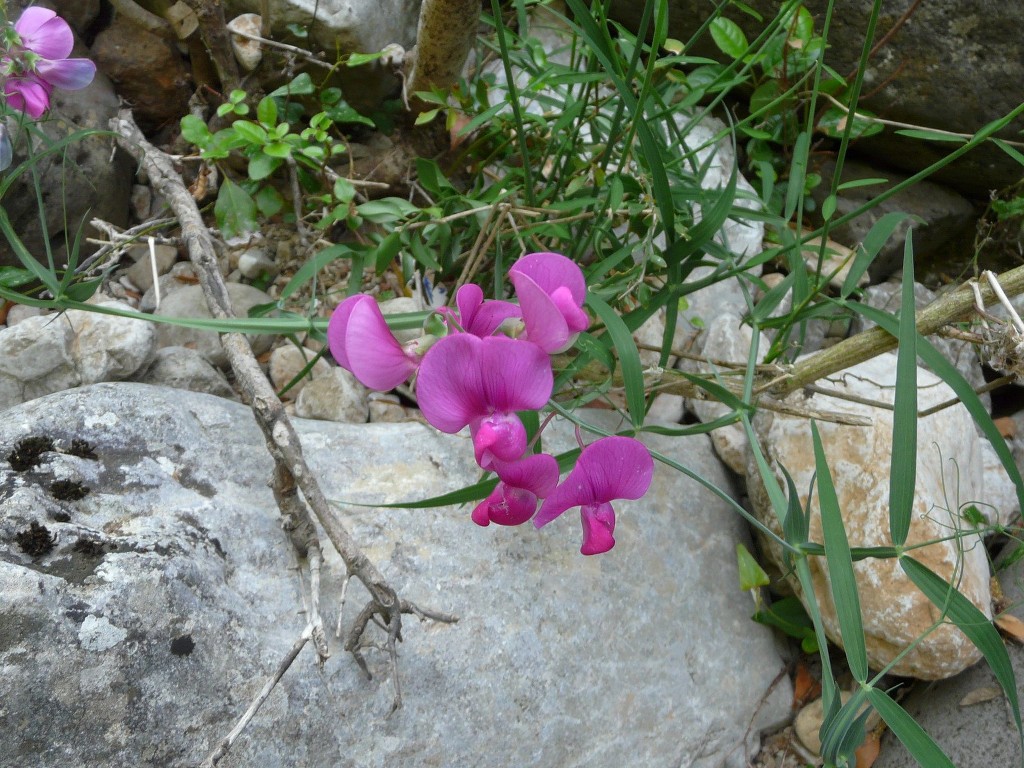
451,283 -> 521,337
472,453 -> 559,527
508,252 -> 589,353
327,295 -> 423,390
533,436 -> 654,555
3,8 -> 96,118
416,333 -> 552,468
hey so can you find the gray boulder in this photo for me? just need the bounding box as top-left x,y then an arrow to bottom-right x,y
0,383 -> 790,767
610,0 -> 1024,195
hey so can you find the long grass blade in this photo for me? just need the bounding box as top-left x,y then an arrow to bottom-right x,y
812,421 -> 868,682
866,686 -> 955,768
901,555 -> 1022,739
889,235 -> 917,546
587,293 -> 646,428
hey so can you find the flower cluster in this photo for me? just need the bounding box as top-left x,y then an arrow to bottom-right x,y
328,252 -> 654,555
2,8 -> 96,119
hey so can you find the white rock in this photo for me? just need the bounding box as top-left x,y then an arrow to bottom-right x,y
746,352 -> 1010,679
227,13 -> 263,71
294,367 -> 369,422
153,283 -> 277,367
66,301 -> 156,385
237,246 -> 278,279
5,304 -> 44,326
134,346 -> 235,399
124,242 -> 178,293
377,296 -> 421,344
0,383 -> 791,767
267,344 -> 332,399
0,314 -> 80,410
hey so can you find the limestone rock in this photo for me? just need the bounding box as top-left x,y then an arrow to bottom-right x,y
746,352 -> 1012,679
124,243 -> 179,293
0,314 -> 79,410
294,367 -> 369,422
267,344 -> 332,399
133,346 -> 235,399
153,283 -> 276,367
65,301 -> 156,385
0,384 -> 790,767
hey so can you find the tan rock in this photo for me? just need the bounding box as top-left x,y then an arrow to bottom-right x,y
267,344 -> 332,399
746,352 -> 1007,679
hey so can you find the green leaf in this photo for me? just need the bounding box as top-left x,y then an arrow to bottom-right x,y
230,120 -> 268,145
214,178 -> 258,240
889,235 -> 917,546
709,17 -> 749,59
267,72 -> 314,98
256,96 -> 278,126
813,421 -> 868,682
866,687 -> 955,767
0,266 -> 36,289
840,212 -> 919,298
901,556 -> 1022,737
255,185 -> 283,217
248,152 -> 281,181
993,138 -> 1024,167
374,231 -> 403,274
262,141 -> 293,159
737,543 -> 770,590
180,114 -> 211,147
894,128 -> 967,143
61,277 -> 102,303
347,50 -> 385,67
279,243 -> 356,301
586,293 -> 646,429
415,108 -> 441,126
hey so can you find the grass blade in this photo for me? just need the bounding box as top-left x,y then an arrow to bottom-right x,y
901,555 -> 1022,738
587,293 -> 646,428
889,235 -> 917,546
812,421 -> 868,682
866,686 -> 955,768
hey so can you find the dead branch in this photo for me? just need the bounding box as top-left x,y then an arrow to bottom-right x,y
772,261 -> 1024,397
183,0 -> 241,93
405,0 -> 481,112
112,110 -> 455,746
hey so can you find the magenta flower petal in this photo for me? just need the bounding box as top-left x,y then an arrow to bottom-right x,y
509,271 -> 572,353
5,75 -> 52,118
476,335 -> 553,412
492,452 -> 559,498
471,412 -> 527,468
344,298 -> 419,390
510,252 -> 586,306
533,436 -> 654,528
416,334 -> 487,432
326,294 -> 365,371
471,483 -> 538,527
15,9 -> 74,60
580,502 -> 616,555
36,57 -> 96,90
454,283 -> 520,336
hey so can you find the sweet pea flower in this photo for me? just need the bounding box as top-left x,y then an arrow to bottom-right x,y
416,333 -> 552,468
327,294 -> 425,390
508,252 -> 589,354
533,436 -> 654,555
3,8 -> 96,118
471,452 -> 559,527
450,283 -> 521,337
